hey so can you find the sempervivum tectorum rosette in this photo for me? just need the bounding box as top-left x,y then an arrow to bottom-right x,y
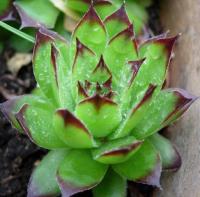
0,4 -> 197,197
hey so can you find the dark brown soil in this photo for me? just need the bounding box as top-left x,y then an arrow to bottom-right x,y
0,1 -> 161,196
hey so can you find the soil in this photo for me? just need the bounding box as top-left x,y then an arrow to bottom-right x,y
0,1 -> 161,197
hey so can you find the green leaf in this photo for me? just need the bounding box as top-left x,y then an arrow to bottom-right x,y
112,140 -> 161,187
75,95 -> 122,138
27,149 -> 68,197
57,150 -> 108,196
0,95 -> 47,132
149,134 -> 181,171
92,136 -> 143,164
33,29 -> 74,109
121,36 -> 178,114
53,109 -> 98,148
93,169 -> 127,197
71,39 -> 98,102
111,84 -> 157,139
71,6 -> 107,56
15,102 -> 67,149
104,24 -> 137,89
132,88 -> 197,139
104,5 -> 131,39
90,56 -> 111,84
14,0 -> 59,28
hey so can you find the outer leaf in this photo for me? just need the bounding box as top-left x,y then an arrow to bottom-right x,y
121,36 -> 178,114
54,109 -> 98,148
112,140 -> 161,187
33,28 -> 74,110
149,133 -> 181,171
0,95 -> 40,131
57,150 -> 108,196
132,88 -> 197,139
71,5 -> 107,56
92,136 -> 143,164
14,0 -> 59,28
93,169 -> 127,197
15,103 -> 67,149
75,94 -> 122,138
28,149 -> 68,197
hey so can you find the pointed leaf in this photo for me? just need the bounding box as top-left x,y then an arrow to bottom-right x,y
28,149 -> 68,197
15,102 -> 67,149
14,0 -> 59,28
71,6 -> 107,56
149,134 -> 181,171
93,169 -> 127,197
121,36 -> 179,114
112,140 -> 161,187
53,109 -> 98,148
75,95 -> 122,138
0,95 -> 40,131
92,136 -> 143,164
91,56 -> 111,83
111,84 -> 157,139
103,24 -> 138,89
132,88 -> 197,139
104,5 -> 131,38
33,28 -> 74,109
57,150 -> 108,196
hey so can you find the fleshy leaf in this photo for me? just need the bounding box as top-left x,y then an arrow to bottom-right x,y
0,95 -> 40,131
14,0 -> 59,28
93,169 -> 127,197
57,150 -> 108,196
71,5 -> 107,56
91,55 -> 111,83
121,36 -> 178,114
28,149 -> 68,197
92,136 -> 143,164
54,109 -> 98,148
75,94 -> 122,138
104,4 -> 131,39
111,84 -> 157,139
132,88 -> 197,139
149,133 -> 181,171
15,102 -> 67,149
33,28 -> 74,109
103,24 -> 138,89
112,140 -> 161,187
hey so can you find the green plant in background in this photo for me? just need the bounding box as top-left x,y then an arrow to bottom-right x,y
0,4 -> 197,197
0,0 -> 152,52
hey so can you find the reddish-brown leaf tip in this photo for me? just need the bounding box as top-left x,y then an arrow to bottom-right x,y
93,55 -> 111,75
74,4 -> 105,33
80,94 -> 117,110
103,141 -> 143,157
109,23 -> 135,44
104,4 -> 130,25
57,174 -> 97,197
163,88 -> 198,124
56,109 -> 89,135
15,104 -> 34,142
128,58 -> 145,85
132,84 -> 157,114
77,81 -> 89,98
136,155 -> 162,188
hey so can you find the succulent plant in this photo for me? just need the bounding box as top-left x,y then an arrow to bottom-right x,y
0,5 -> 197,197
